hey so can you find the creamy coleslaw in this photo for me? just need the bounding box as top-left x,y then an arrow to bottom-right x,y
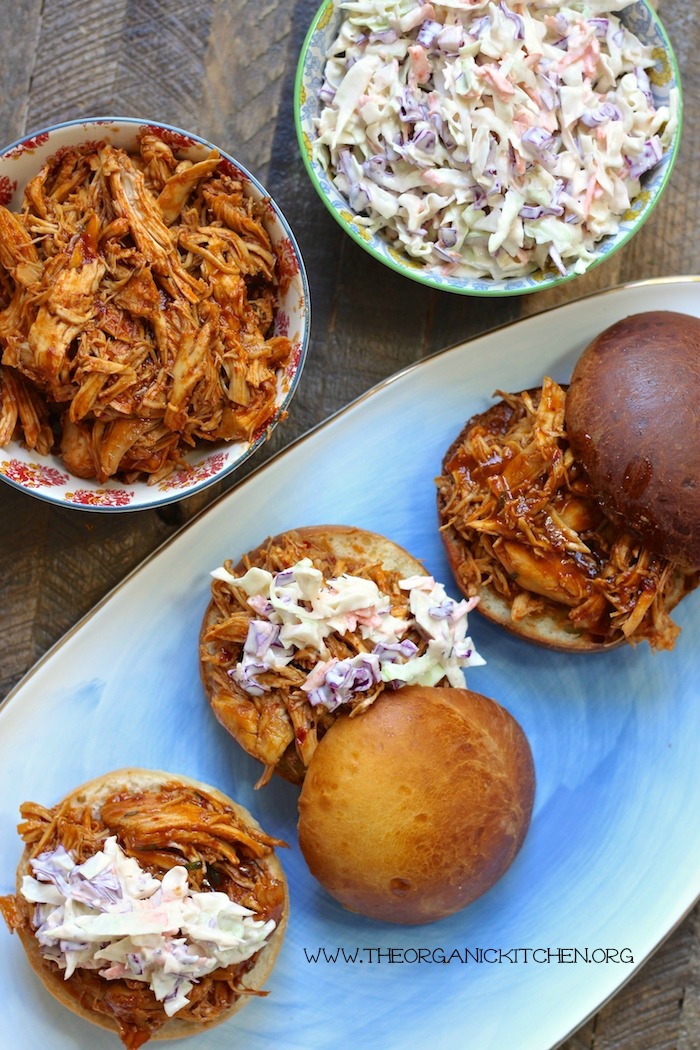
212,558 -> 485,710
313,0 -> 679,279
22,837 -> 276,1016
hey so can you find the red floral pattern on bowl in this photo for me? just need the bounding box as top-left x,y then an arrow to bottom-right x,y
158,452 -> 228,492
0,175 -> 17,206
0,117 -> 310,513
65,488 -> 135,508
1,459 -> 69,489
3,131 -> 50,159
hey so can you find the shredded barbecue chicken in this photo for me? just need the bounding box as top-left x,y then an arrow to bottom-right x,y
0,131 -> 292,482
201,531 -> 425,785
0,783 -> 286,1049
436,378 -> 698,650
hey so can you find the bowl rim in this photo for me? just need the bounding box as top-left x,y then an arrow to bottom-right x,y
294,0 -> 683,297
0,115 -> 312,512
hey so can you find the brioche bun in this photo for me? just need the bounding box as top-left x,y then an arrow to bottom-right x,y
566,310 -> 700,572
436,321 -> 700,652
200,525 -> 430,786
4,768 -> 288,1045
297,686 -> 535,925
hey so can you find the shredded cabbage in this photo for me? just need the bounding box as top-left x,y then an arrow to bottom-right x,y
22,837 -> 276,1017
313,0 -> 679,279
213,558 -> 485,711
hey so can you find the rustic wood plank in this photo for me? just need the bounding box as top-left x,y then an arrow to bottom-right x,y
25,0 -> 130,128
201,0 -> 302,177
678,905 -> 700,1048
113,0 -> 217,129
0,0 -> 43,145
0,484 -> 179,698
0,486 -> 48,696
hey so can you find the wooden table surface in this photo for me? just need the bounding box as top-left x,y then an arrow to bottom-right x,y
0,2 -> 698,1047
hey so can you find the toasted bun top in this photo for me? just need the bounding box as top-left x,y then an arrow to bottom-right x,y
298,686 -> 535,925
565,310 -> 700,570
437,376 -> 698,653
200,525 -> 429,786
8,768 -> 288,1045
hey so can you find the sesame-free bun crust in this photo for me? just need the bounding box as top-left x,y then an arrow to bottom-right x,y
12,768 -> 288,1043
437,391 -> 697,653
566,310 -> 700,571
297,687 -> 535,925
200,525 -> 428,785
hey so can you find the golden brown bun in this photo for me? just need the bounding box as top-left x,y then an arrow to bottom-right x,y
200,525 -> 428,786
297,687 -> 535,925
566,311 -> 700,571
437,391 -> 697,653
12,768 -> 289,1043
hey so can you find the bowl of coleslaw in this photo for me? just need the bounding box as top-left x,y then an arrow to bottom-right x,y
295,0 -> 681,296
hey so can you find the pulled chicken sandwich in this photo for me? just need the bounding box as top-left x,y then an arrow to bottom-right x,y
436,361 -> 699,652
200,525 -> 485,786
0,130 -> 293,483
0,768 -> 288,1049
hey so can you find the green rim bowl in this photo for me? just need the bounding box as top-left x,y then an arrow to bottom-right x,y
294,0 -> 682,297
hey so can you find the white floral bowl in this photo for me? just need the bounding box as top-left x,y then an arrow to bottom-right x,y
0,117 -> 310,511
295,0 -> 681,297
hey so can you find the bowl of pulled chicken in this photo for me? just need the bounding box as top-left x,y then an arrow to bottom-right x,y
0,117 -> 310,511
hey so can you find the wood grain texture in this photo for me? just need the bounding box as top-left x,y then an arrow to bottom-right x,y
0,0 -> 43,146
0,1 -> 698,1047
26,1 -> 131,127
201,0 -> 300,173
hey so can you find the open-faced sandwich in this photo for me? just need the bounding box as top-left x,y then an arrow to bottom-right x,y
200,525 -> 484,786
0,768 -> 288,1049
436,311 -> 700,652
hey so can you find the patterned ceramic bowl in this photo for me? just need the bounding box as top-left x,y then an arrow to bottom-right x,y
295,0 -> 681,297
0,117 -> 310,511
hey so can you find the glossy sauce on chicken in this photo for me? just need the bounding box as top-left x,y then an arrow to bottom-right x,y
0,782 -> 286,1049
202,531 -> 434,785
436,378 -> 698,650
0,131 -> 292,482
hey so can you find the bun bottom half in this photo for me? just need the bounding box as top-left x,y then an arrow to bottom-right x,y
436,386 -> 698,653
200,525 -> 430,786
298,687 -> 535,925
5,768 -> 289,1046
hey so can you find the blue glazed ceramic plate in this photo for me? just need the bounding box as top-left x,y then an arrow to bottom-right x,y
1,276 -> 699,1049
295,1 -> 682,296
